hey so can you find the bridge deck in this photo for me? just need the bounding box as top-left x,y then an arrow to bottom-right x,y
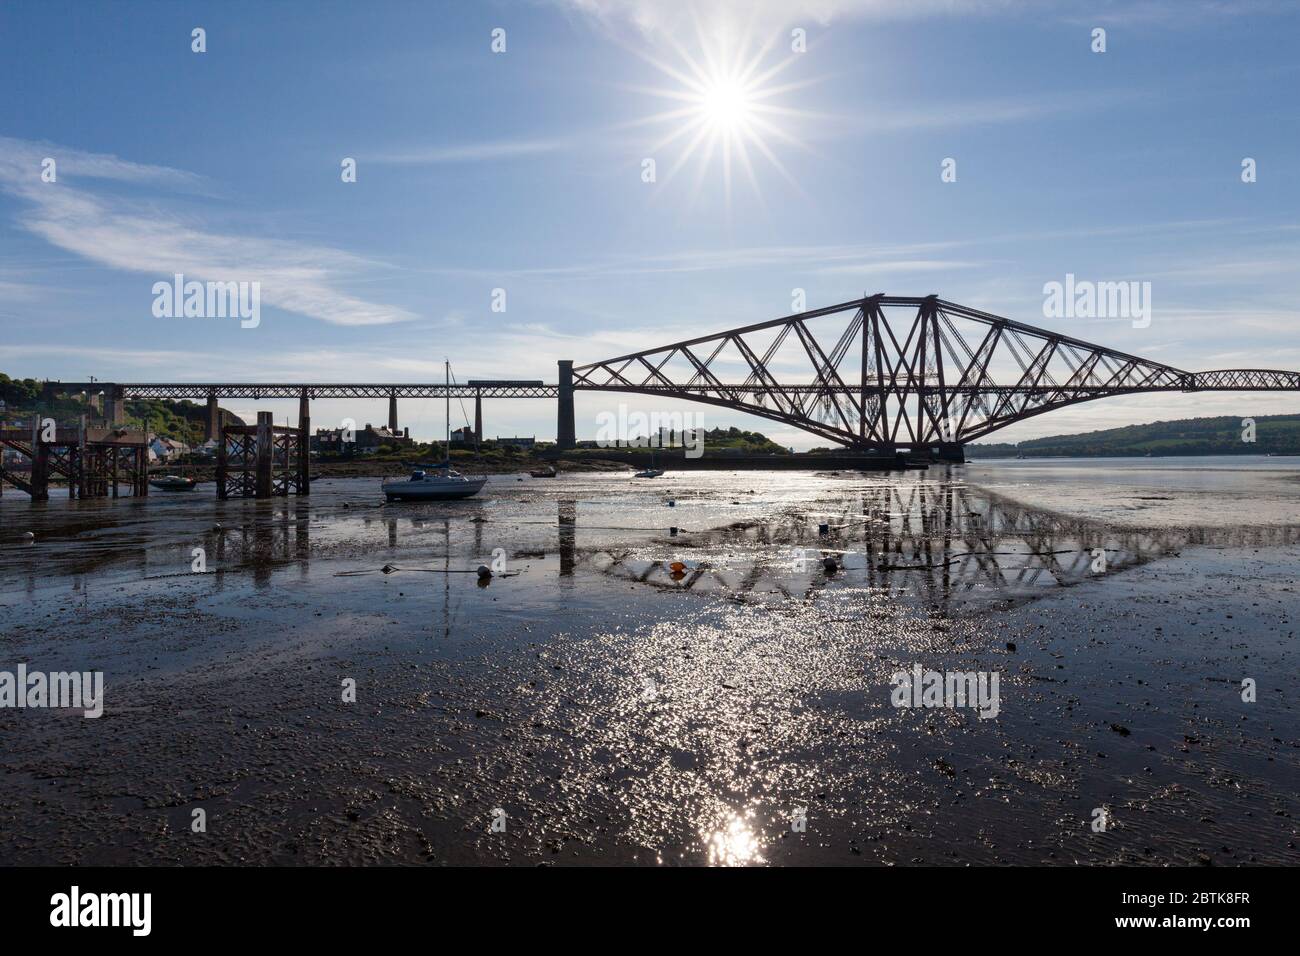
114,384 -> 560,400
81,374 -> 1300,403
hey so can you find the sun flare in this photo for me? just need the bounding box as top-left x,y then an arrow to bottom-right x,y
700,77 -> 753,133
625,17 -> 815,207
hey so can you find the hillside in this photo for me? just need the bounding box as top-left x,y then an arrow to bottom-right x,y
564,426 -> 788,461
968,414 -> 1300,458
1,373 -> 242,444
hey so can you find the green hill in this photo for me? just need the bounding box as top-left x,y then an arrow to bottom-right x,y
565,425 -> 788,461
1,372 -> 242,445
968,414 -> 1300,458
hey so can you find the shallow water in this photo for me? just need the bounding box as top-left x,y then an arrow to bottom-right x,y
1,460 -> 1297,865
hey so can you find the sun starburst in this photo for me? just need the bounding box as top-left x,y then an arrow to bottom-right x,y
623,15 -> 817,210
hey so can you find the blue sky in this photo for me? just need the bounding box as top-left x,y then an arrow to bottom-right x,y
1,0 -> 1298,447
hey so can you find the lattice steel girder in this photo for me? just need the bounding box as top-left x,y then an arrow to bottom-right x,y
119,383 -> 559,400
1186,369 -> 1300,390
572,295 -> 1300,449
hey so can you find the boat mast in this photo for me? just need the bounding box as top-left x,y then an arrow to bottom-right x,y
444,358 -> 450,461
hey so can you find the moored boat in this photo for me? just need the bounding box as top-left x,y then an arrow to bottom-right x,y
149,475 -> 197,491
634,448 -> 664,478
382,464 -> 486,501
382,359 -> 488,502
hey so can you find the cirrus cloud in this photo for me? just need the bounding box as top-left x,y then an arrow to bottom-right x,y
0,136 -> 417,327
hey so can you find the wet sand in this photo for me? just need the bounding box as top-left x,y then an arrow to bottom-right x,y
2,460 -> 1298,865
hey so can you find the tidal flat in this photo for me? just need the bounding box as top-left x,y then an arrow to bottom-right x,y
1,458 -> 1297,865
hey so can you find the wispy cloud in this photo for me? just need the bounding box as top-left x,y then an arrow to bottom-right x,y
0,135 -> 208,191
416,219 -> 1243,282
368,137 -> 571,165
559,0 -> 1277,37
0,136 -> 417,327
416,240 -> 965,281
556,0 -> 1027,37
1056,0 -> 1295,27
0,270 -> 44,302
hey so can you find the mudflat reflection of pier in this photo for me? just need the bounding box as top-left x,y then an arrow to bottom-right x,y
6,477 -> 1297,612
562,482 -> 1300,609
1,500 -> 314,595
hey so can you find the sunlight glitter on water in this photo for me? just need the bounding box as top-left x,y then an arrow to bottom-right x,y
702,809 -> 767,866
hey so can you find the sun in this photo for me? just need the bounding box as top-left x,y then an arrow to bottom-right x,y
700,76 -> 753,133
622,16 -> 815,207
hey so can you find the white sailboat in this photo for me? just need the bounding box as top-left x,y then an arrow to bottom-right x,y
634,446 -> 664,478
149,474 -> 196,491
382,361 -> 487,502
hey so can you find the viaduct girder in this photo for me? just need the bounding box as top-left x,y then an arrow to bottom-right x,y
109,383 -> 558,400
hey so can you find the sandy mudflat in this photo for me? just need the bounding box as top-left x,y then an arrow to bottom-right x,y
2,461 -> 1297,865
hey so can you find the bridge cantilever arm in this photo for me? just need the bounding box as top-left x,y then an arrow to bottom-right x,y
1186,369 -> 1300,390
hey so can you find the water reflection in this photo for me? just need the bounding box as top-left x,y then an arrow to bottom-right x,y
558,498 -> 577,578
211,500 -> 312,590
567,480 -> 1300,611
6,471 -> 1300,609
702,809 -> 767,867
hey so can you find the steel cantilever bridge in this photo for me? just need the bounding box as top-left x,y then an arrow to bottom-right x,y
563,294 -> 1299,456
71,295 -> 1300,457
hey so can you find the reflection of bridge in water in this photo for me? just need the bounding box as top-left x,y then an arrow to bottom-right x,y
559,482 -> 1300,610
7,482 -> 1298,612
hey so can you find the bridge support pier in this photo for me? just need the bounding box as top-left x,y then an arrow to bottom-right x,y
205,393 -> 221,441
298,389 -> 310,494
557,360 -> 575,449
104,385 -> 124,425
202,392 -> 220,442
387,393 -> 398,434
474,392 -> 483,443
935,442 -> 966,463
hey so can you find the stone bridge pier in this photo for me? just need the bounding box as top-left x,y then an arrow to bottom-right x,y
206,393 -> 221,440
557,360 -> 575,449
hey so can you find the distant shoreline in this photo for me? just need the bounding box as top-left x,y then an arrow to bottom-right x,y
968,451 -> 1300,461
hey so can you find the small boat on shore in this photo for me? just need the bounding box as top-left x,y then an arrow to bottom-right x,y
383,359 -> 488,502
634,448 -> 664,478
382,464 -> 486,502
149,475 -> 197,491
529,467 -> 557,478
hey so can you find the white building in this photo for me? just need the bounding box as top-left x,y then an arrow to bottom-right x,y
149,437 -> 190,461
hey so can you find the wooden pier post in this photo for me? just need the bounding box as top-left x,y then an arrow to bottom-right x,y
216,427 -> 228,499
135,442 -> 149,496
76,416 -> 88,499
256,411 -> 273,498
31,415 -> 50,502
